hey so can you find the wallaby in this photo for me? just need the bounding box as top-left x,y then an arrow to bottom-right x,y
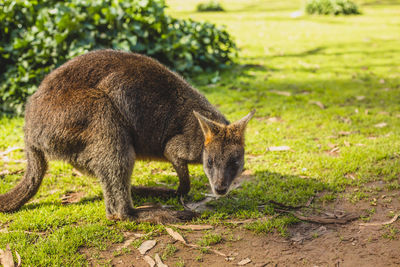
0,50 -> 254,223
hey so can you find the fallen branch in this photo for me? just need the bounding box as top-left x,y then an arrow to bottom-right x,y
266,196 -> 314,211
359,213 -> 399,227
276,209 -> 359,224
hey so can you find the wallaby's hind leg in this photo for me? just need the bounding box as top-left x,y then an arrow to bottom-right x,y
92,145 -> 136,220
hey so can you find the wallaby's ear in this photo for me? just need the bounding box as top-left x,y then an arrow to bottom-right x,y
193,111 -> 224,144
228,110 -> 256,142
231,109 -> 256,131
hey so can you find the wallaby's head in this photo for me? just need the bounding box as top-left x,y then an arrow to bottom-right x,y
193,110 -> 255,197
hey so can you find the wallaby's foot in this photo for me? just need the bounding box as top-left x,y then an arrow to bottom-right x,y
131,186 -> 178,199
135,208 -> 198,224
107,206 -> 198,224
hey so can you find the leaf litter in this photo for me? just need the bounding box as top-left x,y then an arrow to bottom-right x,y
138,240 -> 157,255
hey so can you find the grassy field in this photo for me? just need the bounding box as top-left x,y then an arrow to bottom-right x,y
1,0 -> 400,265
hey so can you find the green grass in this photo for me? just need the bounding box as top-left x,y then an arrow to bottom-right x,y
1,0 -> 400,264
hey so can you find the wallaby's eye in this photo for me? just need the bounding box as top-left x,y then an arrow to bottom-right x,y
207,158 -> 213,168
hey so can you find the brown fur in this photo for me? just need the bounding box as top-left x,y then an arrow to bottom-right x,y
0,50 -> 254,222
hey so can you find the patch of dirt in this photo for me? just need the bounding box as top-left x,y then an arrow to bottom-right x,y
81,188 -> 400,266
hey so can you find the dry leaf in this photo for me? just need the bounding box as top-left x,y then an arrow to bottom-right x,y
338,131 -> 352,136
238,258 -> 252,265
165,227 -> 186,244
169,224 -> 213,231
356,96 -> 365,101
154,253 -> 168,267
290,10 -> 303,18
330,147 -> 340,153
379,79 -> 385,84
267,146 -> 290,152
344,141 -> 351,147
116,235 -> 137,251
374,122 -> 387,128
0,244 -> 15,267
182,196 -> 215,212
309,101 -> 325,109
144,255 -> 156,267
61,192 -> 85,205
270,90 -> 291,96
138,240 -> 157,255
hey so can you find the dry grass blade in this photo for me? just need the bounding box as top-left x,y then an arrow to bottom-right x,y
267,146 -> 291,152
270,90 -> 292,96
138,240 -> 157,255
165,227 -> 186,244
168,224 -> 213,231
154,253 -> 168,267
186,243 -> 227,257
0,147 -> 24,157
0,244 -> 15,267
309,100 -> 325,109
359,213 -> 399,226
144,255 -> 156,267
15,251 -> 21,267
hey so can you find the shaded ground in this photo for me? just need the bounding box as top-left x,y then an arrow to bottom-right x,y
82,186 -> 400,266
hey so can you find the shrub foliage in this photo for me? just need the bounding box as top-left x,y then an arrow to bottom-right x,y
0,0 -> 237,114
305,0 -> 361,15
196,1 -> 225,12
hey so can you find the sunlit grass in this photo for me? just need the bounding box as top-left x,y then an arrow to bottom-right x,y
1,0 -> 400,264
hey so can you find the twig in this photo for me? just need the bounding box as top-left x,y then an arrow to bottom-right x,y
276,209 -> 359,224
186,243 -> 227,257
359,213 -> 399,227
0,169 -> 24,178
264,196 -> 315,211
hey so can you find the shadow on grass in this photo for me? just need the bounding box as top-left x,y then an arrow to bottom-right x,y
202,170 -> 329,216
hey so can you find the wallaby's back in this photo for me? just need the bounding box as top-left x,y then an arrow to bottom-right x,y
26,49 -> 227,160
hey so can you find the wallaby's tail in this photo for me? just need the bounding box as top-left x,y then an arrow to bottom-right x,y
0,146 -> 47,212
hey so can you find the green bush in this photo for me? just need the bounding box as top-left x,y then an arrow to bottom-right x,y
305,0 -> 361,15
0,0 -> 237,114
196,1 -> 225,12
